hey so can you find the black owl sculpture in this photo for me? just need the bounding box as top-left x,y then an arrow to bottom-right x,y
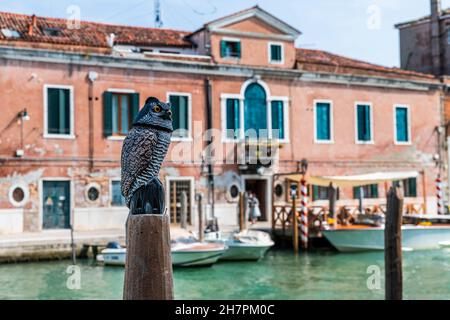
121,97 -> 173,215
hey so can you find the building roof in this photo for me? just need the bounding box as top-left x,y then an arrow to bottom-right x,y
192,5 -> 301,36
395,8 -> 450,29
296,48 -> 435,80
0,11 -> 193,48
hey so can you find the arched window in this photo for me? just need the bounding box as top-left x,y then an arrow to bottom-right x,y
244,83 -> 267,138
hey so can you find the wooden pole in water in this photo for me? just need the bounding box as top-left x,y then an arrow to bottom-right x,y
196,194 -> 204,242
123,214 -> 174,300
180,191 -> 187,229
239,192 -> 245,231
421,170 -> 427,214
292,195 -> 299,254
328,183 -> 336,227
385,186 -> 403,301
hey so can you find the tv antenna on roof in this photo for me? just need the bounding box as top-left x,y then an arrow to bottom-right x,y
154,0 -> 163,28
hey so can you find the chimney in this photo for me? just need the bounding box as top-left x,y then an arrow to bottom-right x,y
430,0 -> 442,75
28,14 -> 37,36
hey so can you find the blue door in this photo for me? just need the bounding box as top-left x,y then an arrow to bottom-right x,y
43,181 -> 70,229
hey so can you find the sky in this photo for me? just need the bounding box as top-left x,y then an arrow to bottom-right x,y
0,0 -> 449,67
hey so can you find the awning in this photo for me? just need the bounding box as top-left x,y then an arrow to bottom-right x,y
284,171 -> 419,188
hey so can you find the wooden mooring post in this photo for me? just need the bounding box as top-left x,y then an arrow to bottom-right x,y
239,192 -> 246,231
123,214 -> 174,300
385,186 -> 403,300
292,194 -> 299,254
196,194 -> 204,242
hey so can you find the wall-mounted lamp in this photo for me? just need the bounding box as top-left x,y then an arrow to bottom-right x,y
16,108 -> 30,158
18,108 -> 30,121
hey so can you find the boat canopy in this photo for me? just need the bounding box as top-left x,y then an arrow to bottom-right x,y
285,171 -> 419,188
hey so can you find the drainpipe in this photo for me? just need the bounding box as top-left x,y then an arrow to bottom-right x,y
204,78 -> 215,219
87,71 -> 98,172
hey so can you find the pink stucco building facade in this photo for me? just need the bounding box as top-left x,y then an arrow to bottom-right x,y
0,6 -> 443,235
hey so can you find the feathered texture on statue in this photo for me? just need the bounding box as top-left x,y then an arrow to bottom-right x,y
121,97 -> 173,215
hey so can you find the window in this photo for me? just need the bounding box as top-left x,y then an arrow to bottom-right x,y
45,86 -> 73,137
244,83 -> 267,138
311,185 -> 340,201
1,28 -> 20,38
168,179 -> 193,224
111,181 -> 126,206
394,178 -> 417,197
269,43 -> 283,63
225,98 -> 240,140
169,93 -> 190,139
356,103 -> 372,143
103,91 -> 139,137
315,101 -> 333,142
221,82 -> 288,142
353,184 -> 379,199
43,27 -> 61,37
220,39 -> 241,58
271,100 -> 285,139
395,105 -> 410,143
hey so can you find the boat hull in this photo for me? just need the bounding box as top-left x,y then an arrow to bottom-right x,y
219,242 -> 272,261
102,244 -> 227,267
323,225 -> 450,252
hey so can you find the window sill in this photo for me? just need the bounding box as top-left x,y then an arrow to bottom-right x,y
43,134 -> 75,140
269,60 -> 284,65
107,136 -> 126,141
314,139 -> 334,144
171,137 -> 193,142
394,141 -> 412,146
356,140 -> 374,145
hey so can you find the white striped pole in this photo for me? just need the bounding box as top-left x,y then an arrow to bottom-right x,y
300,178 -> 308,249
436,174 -> 445,215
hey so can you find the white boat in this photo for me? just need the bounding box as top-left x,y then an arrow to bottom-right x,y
323,225 -> 450,252
171,242 -> 227,267
206,230 -> 274,261
99,241 -> 227,267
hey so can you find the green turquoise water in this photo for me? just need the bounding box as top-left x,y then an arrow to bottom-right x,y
1,249 -> 450,300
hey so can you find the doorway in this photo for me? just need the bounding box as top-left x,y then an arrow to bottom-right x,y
42,180 -> 71,229
244,178 -> 268,221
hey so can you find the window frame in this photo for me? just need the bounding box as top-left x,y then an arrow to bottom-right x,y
167,92 -> 192,142
354,101 -> 374,145
109,178 -> 126,207
105,88 -> 136,141
165,176 -> 195,225
220,91 -> 289,143
220,37 -> 241,59
43,84 -> 75,139
313,99 -> 334,144
268,42 -> 284,64
393,104 -> 412,145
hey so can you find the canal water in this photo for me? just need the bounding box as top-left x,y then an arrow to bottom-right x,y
1,249 -> 450,300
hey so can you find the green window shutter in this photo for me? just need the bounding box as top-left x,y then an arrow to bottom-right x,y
407,178 -> 417,197
220,40 -> 227,57
353,187 -> 359,199
396,107 -> 409,142
357,104 -> 371,141
271,100 -> 284,139
226,99 -> 240,139
371,184 -> 378,198
47,88 -> 59,134
130,93 -> 140,124
244,83 -> 267,139
312,185 -> 319,201
316,103 -> 331,140
103,91 -> 113,137
236,41 -> 241,58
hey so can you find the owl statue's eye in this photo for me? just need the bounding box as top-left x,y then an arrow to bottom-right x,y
153,105 -> 162,113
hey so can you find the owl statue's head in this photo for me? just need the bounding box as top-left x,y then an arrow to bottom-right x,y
132,97 -> 173,132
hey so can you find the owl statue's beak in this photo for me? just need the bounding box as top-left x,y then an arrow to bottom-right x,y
162,109 -> 172,120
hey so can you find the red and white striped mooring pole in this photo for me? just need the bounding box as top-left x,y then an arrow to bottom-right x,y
300,178 -> 308,249
436,174 -> 445,215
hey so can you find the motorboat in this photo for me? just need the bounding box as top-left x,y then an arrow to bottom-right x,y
99,240 -> 227,267
322,224 -> 450,252
205,229 -> 274,261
